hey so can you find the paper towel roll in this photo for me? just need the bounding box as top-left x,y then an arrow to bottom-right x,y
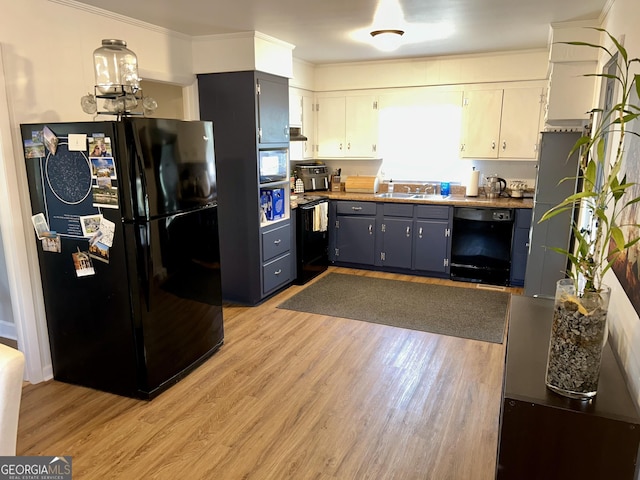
467,168 -> 479,197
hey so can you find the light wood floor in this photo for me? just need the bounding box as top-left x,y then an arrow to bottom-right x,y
17,267 -> 520,479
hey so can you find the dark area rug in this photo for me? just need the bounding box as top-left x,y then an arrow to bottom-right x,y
278,273 -> 510,343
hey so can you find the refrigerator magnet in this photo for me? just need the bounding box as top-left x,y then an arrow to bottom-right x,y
31,213 -> 50,239
92,183 -> 119,209
97,217 -> 115,247
79,214 -> 102,237
90,157 -> 117,179
43,126 -> 59,155
23,139 -> 45,159
88,241 -> 109,264
42,235 -> 61,253
68,134 -> 87,152
88,136 -> 112,157
72,249 -> 95,277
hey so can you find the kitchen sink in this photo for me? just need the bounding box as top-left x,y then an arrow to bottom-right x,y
374,192 -> 415,199
374,192 -> 451,200
411,194 -> 451,200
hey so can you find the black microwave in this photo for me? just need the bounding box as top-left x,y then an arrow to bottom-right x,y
259,149 -> 288,183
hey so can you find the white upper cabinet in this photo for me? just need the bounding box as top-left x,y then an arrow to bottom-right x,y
461,87 -> 544,159
460,90 -> 503,158
289,89 -> 303,126
316,94 -> 379,158
289,88 -> 315,160
500,88 -> 544,158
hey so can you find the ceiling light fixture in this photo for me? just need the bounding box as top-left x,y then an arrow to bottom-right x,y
370,29 -> 405,52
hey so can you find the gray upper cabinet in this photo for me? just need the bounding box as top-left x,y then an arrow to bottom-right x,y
257,76 -> 290,144
198,70 -> 291,305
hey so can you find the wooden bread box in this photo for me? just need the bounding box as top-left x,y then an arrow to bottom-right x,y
344,176 -> 380,193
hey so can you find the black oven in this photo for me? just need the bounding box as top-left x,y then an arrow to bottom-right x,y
450,207 -> 514,286
295,196 -> 329,284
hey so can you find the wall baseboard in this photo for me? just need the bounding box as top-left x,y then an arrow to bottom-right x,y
0,319 -> 17,340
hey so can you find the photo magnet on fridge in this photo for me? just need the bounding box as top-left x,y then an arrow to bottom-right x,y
88,135 -> 112,157
88,241 -> 109,264
23,139 -> 45,159
72,249 -> 95,277
90,157 -> 117,178
43,126 -> 59,155
79,214 -> 102,237
42,235 -> 61,253
31,213 -> 50,239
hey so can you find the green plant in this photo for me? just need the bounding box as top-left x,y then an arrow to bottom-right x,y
541,28 -> 640,293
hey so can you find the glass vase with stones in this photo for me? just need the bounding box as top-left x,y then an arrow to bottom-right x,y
545,278 -> 611,399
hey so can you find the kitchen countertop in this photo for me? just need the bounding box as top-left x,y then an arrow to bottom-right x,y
317,191 -> 533,209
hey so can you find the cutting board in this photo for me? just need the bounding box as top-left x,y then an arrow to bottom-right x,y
344,176 -> 380,193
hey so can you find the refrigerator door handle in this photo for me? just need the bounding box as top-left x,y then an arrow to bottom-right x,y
138,223 -> 152,310
131,126 -> 151,220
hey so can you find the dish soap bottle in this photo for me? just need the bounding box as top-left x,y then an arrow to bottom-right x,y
388,179 -> 394,193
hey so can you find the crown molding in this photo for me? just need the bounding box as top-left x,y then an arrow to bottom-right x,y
48,0 -> 192,40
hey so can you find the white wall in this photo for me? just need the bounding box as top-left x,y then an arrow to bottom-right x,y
312,49 -> 549,92
597,0 -> 640,408
0,0 -> 196,381
0,229 -> 15,339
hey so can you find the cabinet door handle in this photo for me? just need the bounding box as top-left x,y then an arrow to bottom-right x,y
406,226 -> 411,237
419,227 -> 423,238
339,143 -> 343,151
351,206 -> 362,211
273,239 -> 281,245
491,141 -> 496,150
502,141 -> 507,151
274,269 -> 282,275
347,142 -> 351,150
368,224 -> 373,235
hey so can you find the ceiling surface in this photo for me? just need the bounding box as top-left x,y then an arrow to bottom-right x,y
71,0 -> 608,64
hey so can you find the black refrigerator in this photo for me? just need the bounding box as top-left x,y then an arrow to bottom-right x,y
20,118 -> 224,399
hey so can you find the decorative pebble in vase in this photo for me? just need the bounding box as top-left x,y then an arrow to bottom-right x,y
545,278 -> 611,399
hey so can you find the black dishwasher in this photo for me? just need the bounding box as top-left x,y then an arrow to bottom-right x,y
294,196 -> 329,284
450,207 -> 514,286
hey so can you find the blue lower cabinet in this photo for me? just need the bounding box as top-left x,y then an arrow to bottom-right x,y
379,217 -> 413,269
510,209 -> 532,286
334,215 -> 376,265
413,219 -> 451,273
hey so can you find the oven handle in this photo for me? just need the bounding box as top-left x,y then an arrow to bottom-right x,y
299,200 -> 329,210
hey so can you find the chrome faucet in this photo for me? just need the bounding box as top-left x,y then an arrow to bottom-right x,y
404,186 -> 412,193
422,183 -> 435,194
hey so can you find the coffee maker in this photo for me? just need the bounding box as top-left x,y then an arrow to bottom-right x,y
294,162 -> 330,191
